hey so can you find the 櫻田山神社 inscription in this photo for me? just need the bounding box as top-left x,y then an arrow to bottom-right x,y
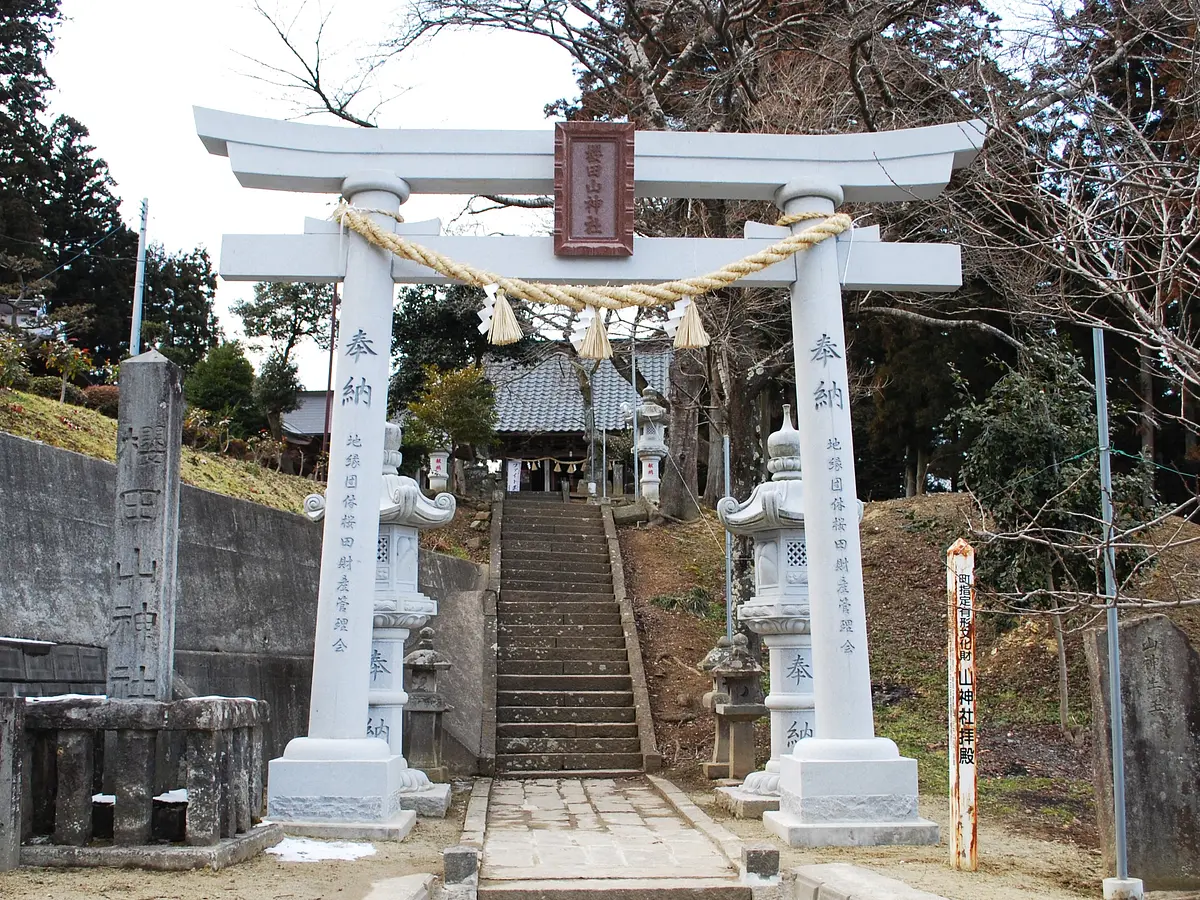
554,121 -> 635,257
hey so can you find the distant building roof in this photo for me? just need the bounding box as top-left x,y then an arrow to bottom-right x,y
283,390 -> 332,437
486,348 -> 672,434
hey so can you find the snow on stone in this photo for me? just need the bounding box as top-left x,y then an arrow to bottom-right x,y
154,789 -> 188,803
267,837 -> 377,863
92,794 -> 115,805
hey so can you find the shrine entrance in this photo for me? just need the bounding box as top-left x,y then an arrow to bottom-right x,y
196,107 -> 985,847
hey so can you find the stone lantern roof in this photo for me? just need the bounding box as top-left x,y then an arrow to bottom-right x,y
303,422 -> 456,528
717,405 -> 805,534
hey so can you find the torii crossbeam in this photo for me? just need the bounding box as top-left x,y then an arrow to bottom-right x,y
195,106 -> 986,844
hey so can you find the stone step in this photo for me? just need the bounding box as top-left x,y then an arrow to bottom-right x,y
503,513 -> 603,528
502,547 -> 610,564
495,690 -> 634,708
497,705 -> 636,724
497,658 -> 630,676
497,736 -> 642,755
498,674 -> 632,693
495,752 -> 645,772
498,646 -> 628,663
498,612 -> 621,627
500,590 -> 615,605
499,624 -> 624,639
497,721 -> 639,739
503,522 -> 605,537
500,539 -> 607,555
502,638 -> 627,653
479,879 -> 752,899
503,576 -> 614,592
497,599 -> 619,613
501,557 -> 610,575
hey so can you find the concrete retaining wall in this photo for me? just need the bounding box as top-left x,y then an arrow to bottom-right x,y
0,432 -> 488,767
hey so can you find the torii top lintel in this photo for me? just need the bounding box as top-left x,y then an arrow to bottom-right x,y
194,107 -> 985,204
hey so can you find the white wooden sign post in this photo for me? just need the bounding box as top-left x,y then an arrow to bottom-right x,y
947,538 -> 978,870
196,107 -> 984,842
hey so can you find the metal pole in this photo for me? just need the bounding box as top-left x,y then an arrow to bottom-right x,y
321,283 -> 340,460
1093,326 -> 1130,881
631,318 -> 640,499
724,433 -> 733,641
128,198 -> 149,355
602,429 -> 608,499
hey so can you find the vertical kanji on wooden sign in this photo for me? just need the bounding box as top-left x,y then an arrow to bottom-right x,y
948,537 -> 978,871
553,121 -> 635,256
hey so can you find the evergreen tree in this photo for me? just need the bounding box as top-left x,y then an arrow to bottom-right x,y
254,350 -> 302,441
184,342 -> 261,437
233,281 -> 333,366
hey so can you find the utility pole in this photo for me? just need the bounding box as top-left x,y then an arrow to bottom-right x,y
1093,326 -> 1143,900
128,199 -> 149,355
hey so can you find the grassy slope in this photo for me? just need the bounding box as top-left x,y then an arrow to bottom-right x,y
620,493 -> 1103,848
0,389 -> 315,514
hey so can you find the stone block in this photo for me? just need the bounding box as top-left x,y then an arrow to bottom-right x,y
742,844 -> 779,879
716,785 -> 779,819
0,649 -> 23,681
792,863 -> 948,900
443,844 -> 480,884
0,697 -> 22,871
397,782 -> 452,817
1085,614 -> 1200,890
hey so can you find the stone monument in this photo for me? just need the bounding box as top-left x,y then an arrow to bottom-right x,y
1085,614 -> 1200,890
404,627 -> 453,785
701,634 -> 767,781
428,448 -> 451,494
278,420 -> 456,831
716,405 -> 812,817
109,350 -> 184,700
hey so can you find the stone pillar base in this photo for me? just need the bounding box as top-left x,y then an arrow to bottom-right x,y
1102,877 -> 1145,900
763,750 -> 938,847
265,737 -> 425,840
715,785 -> 780,819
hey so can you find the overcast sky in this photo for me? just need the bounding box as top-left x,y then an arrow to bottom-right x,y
45,0 -> 577,387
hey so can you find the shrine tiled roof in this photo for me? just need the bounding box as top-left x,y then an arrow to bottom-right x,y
486,348 -> 672,433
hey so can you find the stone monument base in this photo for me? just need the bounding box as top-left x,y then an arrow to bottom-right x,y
715,785 -> 780,819
763,740 -> 939,847
397,782 -> 452,818
266,737 -> 424,841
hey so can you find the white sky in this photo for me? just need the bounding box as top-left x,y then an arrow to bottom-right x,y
45,0 -> 577,387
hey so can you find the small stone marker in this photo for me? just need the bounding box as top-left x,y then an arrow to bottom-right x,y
553,121 -> 635,257
1085,614 -> 1200,890
109,350 -> 184,700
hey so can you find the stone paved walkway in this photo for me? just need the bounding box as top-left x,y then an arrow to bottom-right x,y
481,777 -> 738,882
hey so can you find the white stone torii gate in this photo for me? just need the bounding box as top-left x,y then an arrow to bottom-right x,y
195,107 -> 985,843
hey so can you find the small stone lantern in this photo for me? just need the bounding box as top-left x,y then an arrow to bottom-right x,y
403,627 -> 453,784
701,634 -> 766,781
428,448 -> 451,494
716,404 -> 813,810
622,387 -> 668,503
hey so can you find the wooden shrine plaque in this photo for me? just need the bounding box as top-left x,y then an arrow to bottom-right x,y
554,121 -> 635,257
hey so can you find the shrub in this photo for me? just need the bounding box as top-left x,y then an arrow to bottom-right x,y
27,375 -> 63,399
650,586 -> 720,619
84,384 -> 120,417
0,333 -> 28,389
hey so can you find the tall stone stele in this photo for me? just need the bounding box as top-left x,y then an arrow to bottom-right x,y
109,350 -> 184,700
622,387 -> 667,503
270,420 -> 457,834
715,405 -> 813,816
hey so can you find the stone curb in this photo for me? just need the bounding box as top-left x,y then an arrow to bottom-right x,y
646,774 -> 744,871
480,499 -> 504,776
793,863 -> 949,900
460,777 -> 492,848
20,822 -> 283,871
602,505 -> 662,772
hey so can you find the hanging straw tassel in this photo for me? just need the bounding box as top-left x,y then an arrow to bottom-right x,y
673,300 -> 711,349
578,307 -> 613,359
488,289 -> 523,346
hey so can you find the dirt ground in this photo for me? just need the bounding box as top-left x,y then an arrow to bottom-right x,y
0,788 -> 469,900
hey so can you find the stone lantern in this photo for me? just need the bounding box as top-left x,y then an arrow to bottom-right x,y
305,421 -> 456,816
428,448 -> 451,494
715,404 -> 813,816
403,627 -> 452,786
701,634 -> 767,781
622,387 -> 668,503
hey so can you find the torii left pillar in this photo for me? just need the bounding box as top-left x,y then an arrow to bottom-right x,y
267,170 -> 418,840
763,181 -> 939,847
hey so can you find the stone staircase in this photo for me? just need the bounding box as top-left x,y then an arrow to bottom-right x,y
496,493 -> 643,777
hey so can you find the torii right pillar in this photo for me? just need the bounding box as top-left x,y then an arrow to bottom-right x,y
764,180 -> 939,847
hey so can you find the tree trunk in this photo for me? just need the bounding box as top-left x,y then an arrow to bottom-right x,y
1139,348 -> 1156,507
1048,571 -> 1072,736
702,408 -> 726,506
59,373 -> 67,404
904,444 -> 917,498
915,446 -> 929,496
659,349 -> 705,521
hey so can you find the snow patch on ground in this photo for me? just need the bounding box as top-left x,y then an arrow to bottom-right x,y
266,837 -> 378,863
